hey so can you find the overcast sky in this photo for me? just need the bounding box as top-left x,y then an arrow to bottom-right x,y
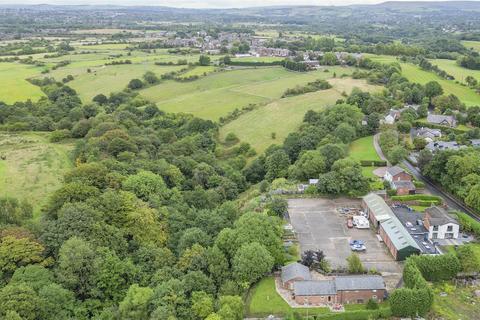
0,0 -> 464,8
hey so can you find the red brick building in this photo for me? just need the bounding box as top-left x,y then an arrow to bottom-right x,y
293,275 -> 386,306
281,262 -> 312,290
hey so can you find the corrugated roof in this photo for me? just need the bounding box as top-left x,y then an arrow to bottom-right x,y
380,215 -> 421,251
294,280 -> 336,296
334,275 -> 385,291
281,262 -> 311,283
362,193 -> 393,222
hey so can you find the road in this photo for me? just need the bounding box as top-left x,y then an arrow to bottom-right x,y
372,132 -> 480,221
373,133 -> 390,166
402,160 -> 480,222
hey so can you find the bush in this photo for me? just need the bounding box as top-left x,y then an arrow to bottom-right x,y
409,254 -> 461,282
366,298 -> 379,310
456,212 -> 480,237
360,160 -> 387,167
390,194 -> 442,202
49,129 -> 70,142
389,287 -> 433,317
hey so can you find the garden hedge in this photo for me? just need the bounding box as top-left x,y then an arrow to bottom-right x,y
313,308 -> 391,320
391,194 -> 442,202
360,160 -> 387,167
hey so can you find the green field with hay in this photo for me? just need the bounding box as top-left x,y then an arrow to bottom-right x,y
0,62 -> 45,104
220,77 -> 379,154
431,58 -> 480,82
141,66 -> 354,120
368,55 -> 480,106
462,40 -> 480,52
0,132 -> 73,218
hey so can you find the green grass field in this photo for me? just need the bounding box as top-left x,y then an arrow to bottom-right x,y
0,62 -> 45,104
431,58 -> 480,82
62,63 -> 184,102
462,40 -> 480,52
348,136 -> 381,162
0,132 -> 73,218
177,65 -> 216,78
220,77 -> 379,154
367,55 -> 480,106
231,56 -> 285,63
141,66 -> 354,120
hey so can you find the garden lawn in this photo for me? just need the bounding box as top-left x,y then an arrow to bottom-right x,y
348,136 -> 381,163
0,132 -> 73,218
0,62 -> 45,104
220,78 -> 379,154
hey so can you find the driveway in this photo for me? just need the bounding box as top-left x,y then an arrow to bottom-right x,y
287,198 -> 402,290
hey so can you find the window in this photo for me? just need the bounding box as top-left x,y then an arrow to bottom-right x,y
328,296 -> 331,302
357,299 -> 364,304
447,225 -> 453,232
433,226 -> 439,231
372,290 -> 377,292
432,233 -> 438,239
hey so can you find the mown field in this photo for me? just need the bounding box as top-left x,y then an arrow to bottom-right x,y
462,40 -> 480,52
141,66 -> 353,121
368,55 -> 480,107
0,62 -> 45,104
220,77 -> 379,154
348,136 -> 381,163
431,58 -> 480,82
0,132 -> 73,218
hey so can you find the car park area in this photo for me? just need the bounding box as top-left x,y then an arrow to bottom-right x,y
287,198 -> 402,289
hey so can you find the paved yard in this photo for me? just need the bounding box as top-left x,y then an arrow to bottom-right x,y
287,198 -> 402,289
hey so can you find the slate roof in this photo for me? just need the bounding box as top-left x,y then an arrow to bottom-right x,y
427,114 -> 456,126
334,275 -> 385,291
362,193 -> 393,222
471,139 -> 480,147
426,141 -> 465,152
392,181 -> 416,190
425,207 -> 459,226
281,263 -> 311,284
294,280 -> 336,296
387,166 -> 405,177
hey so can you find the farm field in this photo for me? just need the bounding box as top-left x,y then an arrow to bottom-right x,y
0,132 -> 73,218
59,63 -> 184,102
0,62 -> 45,104
141,66 -> 353,120
231,56 -> 285,63
462,40 -> 480,52
177,65 -> 216,78
220,77 -> 379,154
368,54 -> 480,106
431,58 -> 480,82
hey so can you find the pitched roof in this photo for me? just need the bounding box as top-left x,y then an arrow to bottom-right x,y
387,166 -> 406,177
334,275 -> 385,291
281,262 -> 311,283
425,206 -> 458,226
362,193 -> 393,222
392,181 -> 416,190
294,280 -> 336,296
380,215 -> 421,251
427,114 -> 455,126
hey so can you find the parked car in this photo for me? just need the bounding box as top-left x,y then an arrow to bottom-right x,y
350,240 -> 366,251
